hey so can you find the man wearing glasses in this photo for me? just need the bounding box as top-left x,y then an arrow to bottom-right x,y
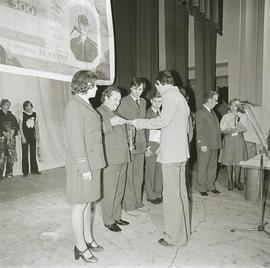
195,91 -> 222,196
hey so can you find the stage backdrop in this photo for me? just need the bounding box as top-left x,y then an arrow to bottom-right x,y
0,0 -> 115,84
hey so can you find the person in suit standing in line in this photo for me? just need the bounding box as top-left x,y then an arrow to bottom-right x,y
133,70 -> 191,247
97,86 -> 130,232
117,77 -> 148,216
195,91 -> 222,196
145,94 -> 163,204
64,70 -> 105,263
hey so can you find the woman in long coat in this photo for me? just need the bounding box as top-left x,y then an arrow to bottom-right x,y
64,70 -> 105,263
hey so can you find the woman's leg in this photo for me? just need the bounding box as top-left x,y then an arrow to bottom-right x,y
83,202 -> 101,246
22,142 -> 29,175
226,165 -> 233,191
5,137 -> 16,177
234,166 -> 244,191
72,203 -> 93,258
29,138 -> 38,173
83,203 -> 94,242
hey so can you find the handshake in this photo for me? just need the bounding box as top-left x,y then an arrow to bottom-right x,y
110,116 -> 137,127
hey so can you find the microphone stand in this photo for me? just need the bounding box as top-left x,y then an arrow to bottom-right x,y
231,105 -> 270,235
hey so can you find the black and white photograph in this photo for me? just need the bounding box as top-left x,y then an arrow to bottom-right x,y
0,0 -> 270,267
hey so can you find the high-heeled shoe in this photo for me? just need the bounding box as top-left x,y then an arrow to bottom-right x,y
74,246 -> 98,263
86,239 -> 104,252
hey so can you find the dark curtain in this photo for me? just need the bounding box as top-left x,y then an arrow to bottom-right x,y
111,0 -> 137,92
181,0 -> 223,109
136,0 -> 159,99
110,0 -> 159,99
165,0 -> 189,87
182,0 -> 223,35
194,20 -> 217,109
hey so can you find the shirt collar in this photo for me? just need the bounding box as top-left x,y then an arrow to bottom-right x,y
78,94 -> 89,104
203,104 -> 211,112
151,107 -> 158,113
130,94 -> 139,103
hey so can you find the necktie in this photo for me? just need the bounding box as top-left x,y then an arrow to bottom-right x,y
135,99 -> 140,109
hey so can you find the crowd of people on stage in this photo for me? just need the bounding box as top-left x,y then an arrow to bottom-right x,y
64,69 -> 249,263
0,99 -> 41,180
0,69 -> 249,263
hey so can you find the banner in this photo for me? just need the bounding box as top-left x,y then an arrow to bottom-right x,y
0,0 -> 115,85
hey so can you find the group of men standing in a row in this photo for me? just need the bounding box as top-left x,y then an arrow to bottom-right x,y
99,71 -> 191,247
98,77 -> 163,233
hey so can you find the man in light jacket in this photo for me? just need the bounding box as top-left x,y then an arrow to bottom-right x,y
133,70 -> 190,247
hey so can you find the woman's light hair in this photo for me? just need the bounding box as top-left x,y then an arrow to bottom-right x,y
71,70 -> 97,95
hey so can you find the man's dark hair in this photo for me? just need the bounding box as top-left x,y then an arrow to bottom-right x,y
23,100 -> 33,110
155,70 -> 174,85
203,91 -> 218,103
130,77 -> 146,90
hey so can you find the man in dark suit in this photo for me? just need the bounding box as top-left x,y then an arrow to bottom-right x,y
145,95 -> 163,204
70,15 -> 98,62
97,87 -> 130,232
195,91 -> 222,196
117,77 -> 147,216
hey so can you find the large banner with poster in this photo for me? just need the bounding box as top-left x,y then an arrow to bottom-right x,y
0,0 -> 115,84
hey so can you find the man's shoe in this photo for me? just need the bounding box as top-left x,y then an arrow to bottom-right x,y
200,192 -> 208,196
126,210 -> 140,217
23,173 -> 28,177
155,197 -> 163,204
115,219 -> 129,225
138,206 -> 149,212
32,171 -> 42,175
211,189 -> 221,194
104,223 -> 121,232
147,199 -> 159,205
158,238 -> 173,247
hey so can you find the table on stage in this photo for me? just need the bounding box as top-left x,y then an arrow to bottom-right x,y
240,154 -> 270,202
233,153 -> 270,234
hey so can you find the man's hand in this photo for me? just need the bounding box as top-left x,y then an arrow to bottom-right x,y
82,171 -> 92,182
201,145 -> 208,152
110,116 -> 126,126
132,119 -> 142,130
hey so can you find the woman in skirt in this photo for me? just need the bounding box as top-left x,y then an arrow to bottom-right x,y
219,99 -> 248,191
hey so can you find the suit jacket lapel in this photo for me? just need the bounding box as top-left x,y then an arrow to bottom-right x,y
127,94 -> 140,112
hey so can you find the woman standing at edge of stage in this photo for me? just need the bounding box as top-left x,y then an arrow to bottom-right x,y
64,70 -> 105,263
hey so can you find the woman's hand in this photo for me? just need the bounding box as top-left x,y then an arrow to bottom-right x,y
21,136 -> 27,144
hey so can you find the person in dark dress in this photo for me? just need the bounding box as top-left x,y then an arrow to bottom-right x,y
0,99 -> 19,179
19,101 -> 41,177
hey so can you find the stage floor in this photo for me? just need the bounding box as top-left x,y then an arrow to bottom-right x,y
0,167 -> 270,268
